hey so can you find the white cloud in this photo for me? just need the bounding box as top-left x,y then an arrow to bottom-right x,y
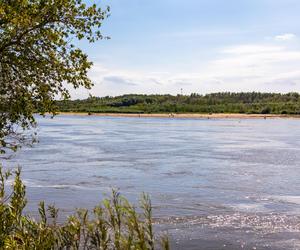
68,42 -> 300,98
103,76 -> 138,86
222,45 -> 284,54
275,33 -> 296,41
199,43 -> 300,91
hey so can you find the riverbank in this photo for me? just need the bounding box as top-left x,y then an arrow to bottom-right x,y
56,112 -> 300,119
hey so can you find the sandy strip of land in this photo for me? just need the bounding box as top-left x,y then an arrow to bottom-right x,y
55,112 -> 300,119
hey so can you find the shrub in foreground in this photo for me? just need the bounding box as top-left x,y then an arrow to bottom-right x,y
0,167 -> 169,249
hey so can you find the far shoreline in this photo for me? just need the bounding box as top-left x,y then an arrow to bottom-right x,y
54,112 -> 300,119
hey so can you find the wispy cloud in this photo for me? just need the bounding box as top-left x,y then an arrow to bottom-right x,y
200,43 -> 300,92
275,33 -> 296,41
222,45 -> 284,54
102,76 -> 138,86
68,41 -> 300,98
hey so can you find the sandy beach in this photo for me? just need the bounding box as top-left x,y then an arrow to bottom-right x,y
56,112 -> 300,119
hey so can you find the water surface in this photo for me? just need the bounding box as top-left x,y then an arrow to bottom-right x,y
5,115 -> 300,249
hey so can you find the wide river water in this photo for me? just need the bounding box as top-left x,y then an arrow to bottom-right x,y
4,115 -> 300,249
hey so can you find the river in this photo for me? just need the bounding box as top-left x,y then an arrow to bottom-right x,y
4,115 -> 300,249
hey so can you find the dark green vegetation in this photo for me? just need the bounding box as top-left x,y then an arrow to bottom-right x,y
0,167 -> 169,249
57,92 -> 300,115
0,0 -> 109,153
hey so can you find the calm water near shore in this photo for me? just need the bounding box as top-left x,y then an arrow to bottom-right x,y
4,115 -> 300,249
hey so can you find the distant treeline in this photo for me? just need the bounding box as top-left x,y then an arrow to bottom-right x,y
56,92 -> 300,114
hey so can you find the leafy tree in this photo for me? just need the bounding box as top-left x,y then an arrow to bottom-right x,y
0,0 -> 110,153
0,4 -> 171,249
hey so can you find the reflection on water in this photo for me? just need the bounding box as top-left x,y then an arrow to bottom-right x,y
4,115 -> 300,249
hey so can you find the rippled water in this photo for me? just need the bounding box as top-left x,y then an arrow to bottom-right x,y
4,115 -> 300,249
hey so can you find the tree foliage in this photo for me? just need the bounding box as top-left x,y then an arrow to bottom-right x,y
0,0 -> 110,153
57,92 -> 300,115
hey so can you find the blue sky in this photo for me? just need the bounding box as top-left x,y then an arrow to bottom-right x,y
70,0 -> 300,98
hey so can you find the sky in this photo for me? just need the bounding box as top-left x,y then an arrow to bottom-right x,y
70,0 -> 300,98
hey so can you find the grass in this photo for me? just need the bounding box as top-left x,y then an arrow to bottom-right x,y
0,167 -> 170,249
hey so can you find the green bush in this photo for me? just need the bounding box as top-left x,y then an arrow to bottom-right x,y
0,167 -> 169,250
261,106 -> 271,114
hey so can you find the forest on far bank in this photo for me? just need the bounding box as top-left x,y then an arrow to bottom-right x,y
56,92 -> 300,115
